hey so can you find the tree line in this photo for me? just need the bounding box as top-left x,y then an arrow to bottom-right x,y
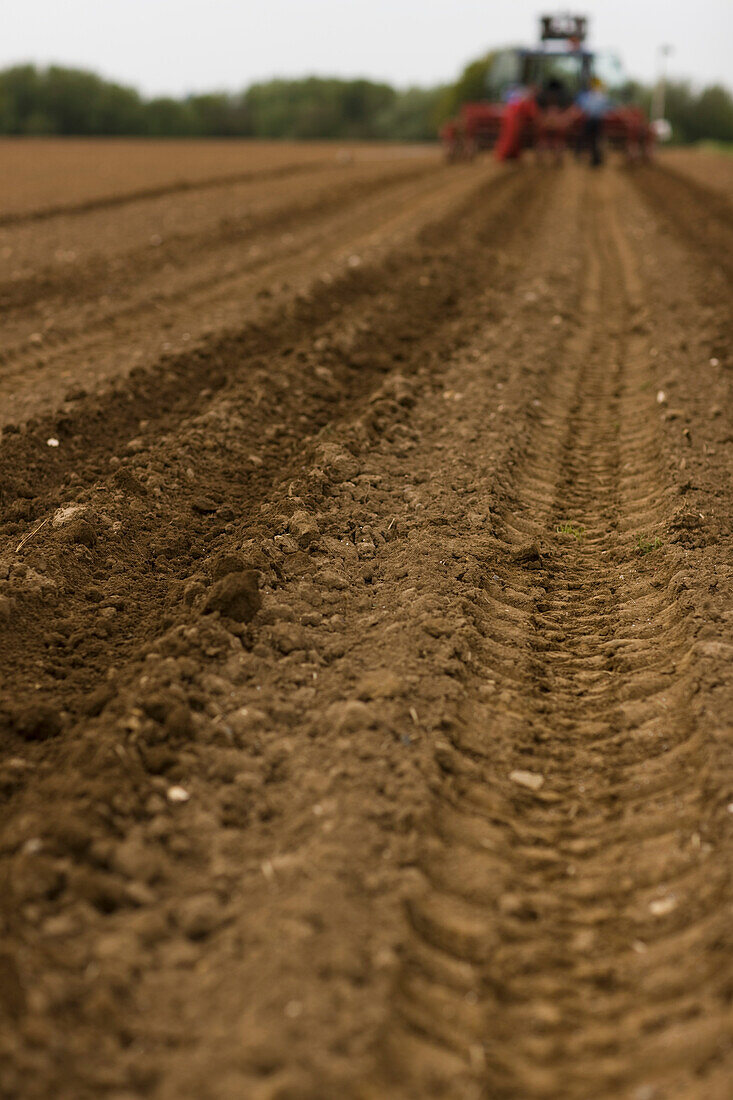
0,65 -> 442,141
0,61 -> 731,144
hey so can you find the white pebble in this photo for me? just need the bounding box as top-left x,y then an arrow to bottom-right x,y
649,895 -> 677,917
46,437 -> 60,447
167,785 -> 190,803
656,391 -> 667,404
509,769 -> 544,792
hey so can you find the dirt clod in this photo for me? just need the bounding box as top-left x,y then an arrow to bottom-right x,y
204,570 -> 261,621
288,510 -> 320,548
10,703 -> 64,741
60,516 -> 97,547
174,893 -> 224,940
510,542 -> 543,566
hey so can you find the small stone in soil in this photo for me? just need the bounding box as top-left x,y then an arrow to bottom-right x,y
649,895 -> 677,917
167,786 -> 190,803
509,769 -> 545,792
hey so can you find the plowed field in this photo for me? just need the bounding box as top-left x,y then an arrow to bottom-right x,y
0,142 -> 731,1100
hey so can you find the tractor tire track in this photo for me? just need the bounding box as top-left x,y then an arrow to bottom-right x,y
373,169 -> 733,1099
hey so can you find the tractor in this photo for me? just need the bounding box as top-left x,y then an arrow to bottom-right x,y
440,13 -> 653,162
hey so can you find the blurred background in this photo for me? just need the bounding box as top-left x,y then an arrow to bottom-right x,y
1,0 -> 731,146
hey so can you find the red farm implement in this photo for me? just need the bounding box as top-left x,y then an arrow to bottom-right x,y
441,13 -> 654,163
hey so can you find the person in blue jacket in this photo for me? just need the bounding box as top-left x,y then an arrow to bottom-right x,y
576,77 -> 610,167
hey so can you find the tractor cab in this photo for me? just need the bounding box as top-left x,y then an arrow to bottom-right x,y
520,49 -> 590,109
485,16 -> 628,110
525,13 -> 590,106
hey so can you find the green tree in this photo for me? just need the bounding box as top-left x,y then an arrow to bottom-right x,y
0,65 -> 43,132
436,52 -> 497,123
663,81 -> 697,142
375,86 -> 446,141
693,84 -> 733,143
145,97 -> 196,137
243,76 -> 397,140
188,93 -> 239,136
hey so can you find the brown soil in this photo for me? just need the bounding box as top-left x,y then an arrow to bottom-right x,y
0,139 -> 431,218
0,146 -> 731,1100
661,148 -> 733,203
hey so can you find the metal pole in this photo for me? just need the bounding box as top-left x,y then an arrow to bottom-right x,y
652,44 -> 672,121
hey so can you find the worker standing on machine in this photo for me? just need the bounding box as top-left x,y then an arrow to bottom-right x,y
575,77 -> 610,167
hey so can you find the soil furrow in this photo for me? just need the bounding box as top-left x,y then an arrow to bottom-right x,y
0,162 -> 492,430
631,162 -> 733,281
0,165 -> 522,519
0,166 -> 545,737
0,157 -> 334,228
0,162 -> 435,314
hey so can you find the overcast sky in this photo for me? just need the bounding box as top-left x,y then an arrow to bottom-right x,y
3,0 -> 731,96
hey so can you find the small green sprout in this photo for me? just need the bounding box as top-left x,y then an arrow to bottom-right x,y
556,522 -> 585,540
637,534 -> 662,554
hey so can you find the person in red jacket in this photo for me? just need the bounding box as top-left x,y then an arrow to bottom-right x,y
495,85 -> 539,162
